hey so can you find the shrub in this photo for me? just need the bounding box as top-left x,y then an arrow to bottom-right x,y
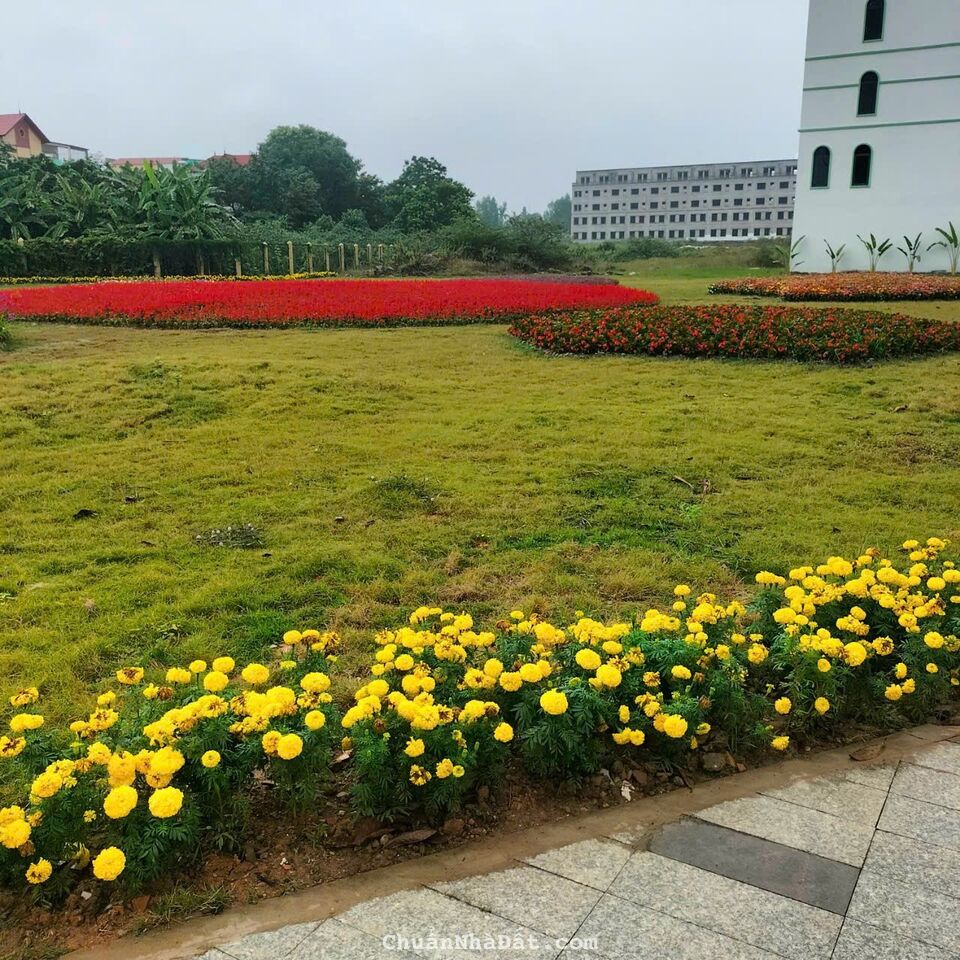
0,278 -> 656,329
709,273 -> 960,301
0,317 -> 10,351
509,304 -> 960,363
3,538 -> 959,896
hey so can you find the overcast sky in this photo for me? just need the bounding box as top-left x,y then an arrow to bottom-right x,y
5,1 -> 809,212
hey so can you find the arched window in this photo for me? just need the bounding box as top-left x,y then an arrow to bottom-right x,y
811,146 -> 831,188
864,0 -> 885,41
858,71 -> 879,115
852,144 -> 872,187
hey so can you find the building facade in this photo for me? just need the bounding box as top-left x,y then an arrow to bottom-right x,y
792,0 -> 960,273
0,113 -> 48,158
570,160 -> 798,244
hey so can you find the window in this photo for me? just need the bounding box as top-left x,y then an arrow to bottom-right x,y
864,0 -> 885,41
852,144 -> 872,186
858,71 -> 879,115
811,146 -> 831,188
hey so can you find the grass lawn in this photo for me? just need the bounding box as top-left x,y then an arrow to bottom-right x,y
2,261 -> 959,718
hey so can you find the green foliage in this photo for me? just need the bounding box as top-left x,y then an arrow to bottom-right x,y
543,194 -> 572,228
385,157 -> 475,232
475,195 -> 507,228
0,317 -> 11,351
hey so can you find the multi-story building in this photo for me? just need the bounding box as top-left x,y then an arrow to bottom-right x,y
792,0 -> 960,272
1,113 -> 89,163
569,160 -> 798,244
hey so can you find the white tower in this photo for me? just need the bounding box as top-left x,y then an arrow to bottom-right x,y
791,0 -> 960,273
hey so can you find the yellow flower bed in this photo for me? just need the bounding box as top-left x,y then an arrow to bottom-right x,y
1,538 -> 958,897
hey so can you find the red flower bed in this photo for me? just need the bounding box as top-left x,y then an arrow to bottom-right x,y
509,304 -> 960,363
709,273 -> 960,301
0,278 -> 657,328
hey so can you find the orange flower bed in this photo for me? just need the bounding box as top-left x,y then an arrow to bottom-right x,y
710,273 -> 960,301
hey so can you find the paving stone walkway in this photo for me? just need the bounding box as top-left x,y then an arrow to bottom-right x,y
197,738 -> 960,960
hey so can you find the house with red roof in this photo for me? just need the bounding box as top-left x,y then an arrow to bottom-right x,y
0,113 -> 48,159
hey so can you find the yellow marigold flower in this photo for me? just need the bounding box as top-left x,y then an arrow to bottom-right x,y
92,847 -> 126,881
662,714 -> 688,739
928,577 -> 946,592
107,752 -> 137,788
116,667 -> 144,685
1,818 -> 31,849
894,662 -> 908,680
452,764 -> 465,778
575,648 -> 602,671
196,672 -> 227,695
0,736 -> 26,759
104,785 -> 138,820
261,730 -> 281,755
26,859 -> 52,885
83,809 -> 97,823
201,750 -> 221,768
282,630 -> 303,645
618,705 -> 631,724
409,764 -> 431,786
671,665 -> 692,681
595,663 -> 622,688
148,787 -> 184,819
305,710 -> 326,731
366,679 -> 390,698
276,734 -> 303,760
10,714 -> 44,734
241,663 -> 270,685
927,663 -> 939,674
770,736 -> 790,751
774,697 -> 792,715
142,684 -> 160,700
493,722 -> 514,743
747,644 -> 769,665
885,684 -> 903,702
300,672 -> 332,694
903,678 -> 916,694
924,632 -> 945,650
539,690 -> 569,716
519,663 -> 542,683
813,697 -> 830,715
394,653 -> 415,672
188,660 -> 207,674
674,584 -> 691,597
165,667 -> 191,685
843,642 -> 868,667
435,758 -> 454,779
9,687 -> 39,707
773,607 -> 796,625
212,656 -> 235,674
499,672 -> 522,692
404,738 -> 425,758
31,771 -> 63,799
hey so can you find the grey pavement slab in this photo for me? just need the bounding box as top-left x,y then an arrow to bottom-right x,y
839,764 -> 897,791
293,919 -> 421,959
337,886 -> 560,960
574,893 -> 782,960
847,870 -> 960,952
609,851 -> 841,960
866,830 -> 960,897
911,741 -> 960,777
761,774 -> 887,825
432,864 -> 601,940
892,762 -> 960,811
878,793 -> 960,853
648,817 -> 858,914
832,918 -> 954,960
523,838 -> 631,891
694,794 -> 874,866
217,921 -> 319,960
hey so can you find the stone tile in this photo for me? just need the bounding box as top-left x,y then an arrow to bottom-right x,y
866,830 -> 960,897
294,919 -> 420,959
847,871 -> 960,952
761,774 -> 887,825
839,764 -> 896,791
892,762 -> 960,811
695,794 -> 873,866
911,741 -> 960,777
832,919 -> 954,960
609,851 -> 840,960
524,839 -> 631,891
433,864 -> 600,940
219,921 -> 319,960
648,818 -> 858,914
878,793 -> 960,853
575,893 -> 780,960
337,887 -> 558,960
195,952 -> 234,960
906,724 -> 960,742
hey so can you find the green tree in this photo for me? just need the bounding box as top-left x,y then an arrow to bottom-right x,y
385,157 -> 474,232
475,195 -> 507,228
544,194 -> 572,228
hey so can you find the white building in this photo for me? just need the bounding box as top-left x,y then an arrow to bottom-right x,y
570,160 -> 797,244
792,0 -> 960,273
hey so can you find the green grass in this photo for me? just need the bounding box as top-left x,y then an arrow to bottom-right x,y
1,264 -> 959,719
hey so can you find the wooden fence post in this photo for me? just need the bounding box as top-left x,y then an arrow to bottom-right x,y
262,242 -> 270,275
353,243 -> 360,269
287,240 -> 295,275
307,242 -> 314,273
338,243 -> 345,272
367,243 -> 373,269
234,256 -> 242,278
377,243 -> 384,266
325,249 -> 331,272
152,249 -> 161,278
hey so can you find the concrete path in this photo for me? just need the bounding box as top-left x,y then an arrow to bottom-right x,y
188,734 -> 960,960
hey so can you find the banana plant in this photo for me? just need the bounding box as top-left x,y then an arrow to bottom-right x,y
929,222 -> 960,275
774,234 -> 806,270
896,233 -> 923,273
856,233 -> 892,272
824,240 -> 846,273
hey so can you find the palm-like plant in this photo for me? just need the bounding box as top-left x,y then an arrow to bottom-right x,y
929,222 -> 960,275
895,233 -> 923,274
824,241 -> 846,273
856,233 -> 892,272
